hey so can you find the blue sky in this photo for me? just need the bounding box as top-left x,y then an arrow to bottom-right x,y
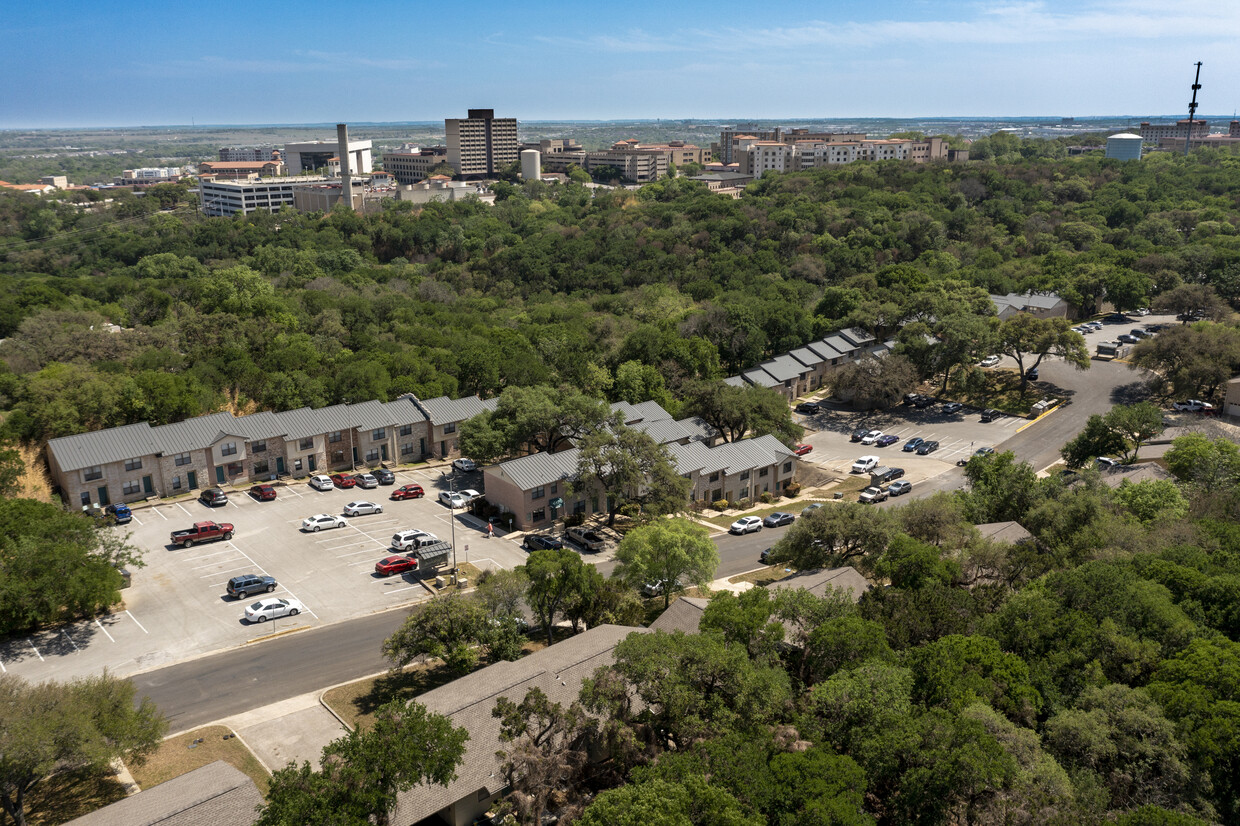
2,0 -> 1238,127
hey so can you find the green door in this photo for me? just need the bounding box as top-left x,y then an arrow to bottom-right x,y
142,475 -> 153,494
419,438 -> 425,456
352,446 -> 358,464
381,444 -> 388,461
276,457 -> 286,475
308,456 -> 317,472
97,486 -> 110,506
215,466 -> 225,484
188,470 -> 198,490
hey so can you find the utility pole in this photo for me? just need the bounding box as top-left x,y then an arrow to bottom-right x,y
1185,61 -> 1203,157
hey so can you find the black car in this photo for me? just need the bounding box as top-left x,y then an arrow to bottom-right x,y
1025,367 -> 1039,380
916,440 -> 940,455
762,511 -> 796,528
200,487 -> 228,506
1118,334 -> 1140,344
903,437 -> 925,453
941,402 -> 963,414
1130,329 -> 1150,339
373,468 -> 396,485
226,574 -> 277,599
850,426 -> 871,442
522,534 -> 564,551
913,395 -> 934,409
794,401 -> 821,414
873,467 -> 905,484
902,393 -> 922,406
981,408 -> 1002,422
760,547 -> 773,564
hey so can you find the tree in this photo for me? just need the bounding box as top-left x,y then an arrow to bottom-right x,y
522,548 -> 591,646
700,588 -> 784,662
258,699 -> 468,826
1163,433 -> 1240,491
1131,322 -> 1240,399
995,313 -> 1089,393
959,450 -> 1046,524
565,164 -> 591,184
803,615 -> 894,684
575,421 -> 690,526
1105,402 -> 1166,463
1112,479 -> 1189,524
767,502 -> 896,575
576,776 -> 762,826
0,440 -> 23,498
1152,283 -> 1229,323
493,687 -> 588,826
475,567 -> 528,620
382,593 -> 490,675
614,518 -> 719,608
681,380 -> 802,444
0,673 -> 167,826
1061,413 -> 1130,468
830,353 -> 919,409
905,634 -> 1042,726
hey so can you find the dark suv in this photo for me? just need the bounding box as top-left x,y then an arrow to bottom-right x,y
794,401 -> 821,415
522,534 -> 564,551
200,487 -> 228,506
226,574 -> 276,599
373,468 -> 396,485
981,409 -> 1002,423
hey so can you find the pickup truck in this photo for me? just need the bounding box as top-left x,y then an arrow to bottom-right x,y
170,521 -> 234,547
858,486 -> 889,504
566,527 -> 606,552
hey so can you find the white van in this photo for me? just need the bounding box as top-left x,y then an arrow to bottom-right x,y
392,529 -> 440,551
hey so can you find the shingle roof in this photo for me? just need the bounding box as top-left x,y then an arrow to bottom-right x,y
976,521 -> 1035,544
63,760 -> 262,826
649,597 -> 709,634
487,448 -> 582,490
47,422 -> 161,473
741,368 -> 780,388
392,625 -> 646,825
415,395 -> 497,426
759,354 -> 806,383
788,346 -> 825,368
768,566 -> 870,603
1099,463 -> 1177,488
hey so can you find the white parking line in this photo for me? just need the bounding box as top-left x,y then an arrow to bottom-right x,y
61,629 -> 80,652
94,618 -> 115,642
191,555 -> 246,570
126,611 -> 149,634
384,583 -> 425,595
150,508 -> 168,520
30,641 -> 44,661
184,547 -> 239,562
175,502 -> 193,517
129,513 -> 144,526
0,658 -> 5,672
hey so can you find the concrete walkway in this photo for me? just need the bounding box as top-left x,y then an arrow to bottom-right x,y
215,690 -> 353,774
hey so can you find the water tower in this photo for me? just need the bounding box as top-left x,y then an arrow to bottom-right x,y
1106,133 -> 1143,161
521,149 -> 541,181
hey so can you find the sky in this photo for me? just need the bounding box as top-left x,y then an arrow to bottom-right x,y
2,0 -> 1239,128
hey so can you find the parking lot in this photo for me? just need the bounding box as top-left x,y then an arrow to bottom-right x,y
0,465 -> 530,683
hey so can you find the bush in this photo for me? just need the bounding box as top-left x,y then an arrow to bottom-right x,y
760,492 -> 774,504
736,497 -> 752,510
565,511 -> 585,528
784,481 -> 802,496
712,499 -> 730,511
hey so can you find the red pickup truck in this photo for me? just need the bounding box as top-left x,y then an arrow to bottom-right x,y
170,521 -> 234,547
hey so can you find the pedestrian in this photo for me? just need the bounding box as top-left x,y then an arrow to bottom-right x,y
487,520 -> 494,539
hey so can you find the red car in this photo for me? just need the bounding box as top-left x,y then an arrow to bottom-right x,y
248,484 -> 277,501
793,444 -> 813,456
330,474 -> 357,489
375,555 -> 418,576
390,484 -> 425,501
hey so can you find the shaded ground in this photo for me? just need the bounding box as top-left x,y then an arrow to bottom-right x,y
24,766 -> 128,826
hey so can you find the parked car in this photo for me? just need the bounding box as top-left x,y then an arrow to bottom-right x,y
200,488 -> 228,507
1145,323 -> 1165,333
979,355 -> 1001,368
850,427 -> 871,442
958,446 -> 997,466
439,491 -> 468,509
851,456 -> 880,473
1118,334 -> 1140,344
760,547 -> 774,563
913,395 -> 934,409
390,483 -> 425,500
888,480 -> 913,496
330,474 -> 357,489
392,530 -> 438,551
309,475 -> 334,491
373,468 -> 396,485
916,440 -> 940,455
1025,367 -> 1039,380
730,516 -> 763,534
1086,321 -> 1103,331
941,402 -> 963,415
980,408 -> 1002,422
1095,456 -> 1120,469
351,473 -> 378,489
793,443 -> 813,456
244,597 -> 304,624
458,489 -> 483,504
642,578 -> 684,597
801,503 -> 824,515
302,514 -> 348,532
860,430 -> 884,445
522,534 -> 564,551
375,555 -> 418,576
1173,399 -> 1215,412
872,467 -> 905,484
343,501 -> 383,516
859,486 -> 889,504
104,503 -> 133,524
876,434 -> 900,447
903,437 -> 925,452
170,521 -> 234,548
794,401 -> 821,414
1130,328 -> 1151,339
763,511 -> 795,528
903,392 -> 923,406
566,526 -> 606,551
452,458 -> 477,473
249,484 -> 277,501
226,574 -> 276,599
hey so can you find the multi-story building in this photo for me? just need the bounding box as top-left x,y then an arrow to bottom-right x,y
521,138 -> 583,154
196,160 -> 286,180
1137,120 -> 1210,142
285,139 -> 372,175
113,167 -> 183,187
744,141 -> 800,178
381,146 -> 449,184
445,109 -> 519,179
219,146 -> 278,163
719,125 -> 782,164
198,176 -> 330,217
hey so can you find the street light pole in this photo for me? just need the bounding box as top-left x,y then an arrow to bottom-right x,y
442,471 -> 457,582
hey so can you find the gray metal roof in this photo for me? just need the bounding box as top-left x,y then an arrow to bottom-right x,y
674,416 -> 717,442
487,448 -> 582,490
822,334 -> 858,355
666,434 -> 791,477
346,399 -> 397,431
150,412 -> 238,456
380,397 -> 427,425
838,327 -> 876,347
723,375 -> 746,387
272,404 -> 355,441
991,292 -> 1064,311
628,400 -> 673,423
230,411 -> 285,441
630,418 -> 693,445
64,760 -> 263,826
808,339 -> 846,360
609,401 -> 640,423
759,354 -> 805,383
741,368 -> 780,388
788,346 -> 825,368
415,395 -> 496,426
47,422 -> 161,473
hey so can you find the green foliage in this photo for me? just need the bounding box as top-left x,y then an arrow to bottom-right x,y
576,776 -> 762,826
768,502 -> 896,574
1163,433 -> 1240,491
905,634 -> 1042,725
1112,479 -> 1189,523
682,380 -> 802,444
520,548 -> 592,646
613,518 -> 719,608
381,593 -> 490,675
575,420 -> 690,525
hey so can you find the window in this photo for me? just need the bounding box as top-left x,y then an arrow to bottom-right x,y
372,428 -> 386,441
532,486 -> 545,500
220,442 -> 238,456
332,450 -> 345,463
175,452 -> 191,466
294,459 -> 303,472
299,437 -> 314,451
444,422 -> 457,434
783,461 -> 793,473
759,468 -> 769,477
401,442 -> 415,456
399,424 -> 412,436
124,457 -> 142,471
740,487 -> 749,500
227,462 -> 243,476
84,466 -> 103,482
329,431 -> 343,443
122,480 -> 141,495
532,507 -> 546,523
253,460 -> 269,475
80,491 -> 91,506
366,448 -> 379,462
252,441 -> 266,453
708,472 -> 719,483
551,482 -> 558,494
739,470 -> 750,481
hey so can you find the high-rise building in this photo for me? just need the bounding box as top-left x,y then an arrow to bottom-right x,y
1137,120 -> 1209,142
445,109 -> 519,179
219,146 -> 278,163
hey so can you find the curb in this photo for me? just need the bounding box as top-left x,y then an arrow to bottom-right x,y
1015,402 -> 1064,433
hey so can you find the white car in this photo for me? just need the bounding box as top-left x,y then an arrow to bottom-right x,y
452,458 -> 477,473
343,501 -> 383,516
392,529 -> 438,551
979,355 -> 1001,368
459,488 -> 482,503
308,475 -> 334,491
730,516 -> 763,535
302,513 -> 348,532
1173,399 -> 1214,412
244,597 -> 305,623
851,455 -> 880,474
860,430 -> 884,446
439,491 -> 468,509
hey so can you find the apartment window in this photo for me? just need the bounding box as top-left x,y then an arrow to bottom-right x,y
532,486 -> 545,500
227,462 -> 243,476
739,470 -> 750,481
444,422 -> 456,434
372,428 -> 386,441
252,441 -> 267,453
253,460 -> 269,476
124,457 -> 143,472
122,480 -> 141,495
294,458 -> 303,472
551,482 -> 558,495
401,442 -> 414,456
399,424 -> 412,437
759,468 -> 769,477
299,437 -> 314,451
366,448 -> 380,462
532,507 -> 546,523
220,442 -> 238,456
740,487 -> 749,500
784,461 -> 793,473
171,476 -> 182,491
708,472 -> 719,483
80,491 -> 91,506
83,466 -> 103,482
329,431 -> 343,443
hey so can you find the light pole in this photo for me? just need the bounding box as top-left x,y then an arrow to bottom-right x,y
441,471 -> 457,583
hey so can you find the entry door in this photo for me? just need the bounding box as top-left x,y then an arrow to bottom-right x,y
419,438 -> 426,456
308,456 -> 317,472
97,486 -> 110,506
142,475 -> 153,494
188,470 -> 198,490
276,457 -> 286,475
352,446 -> 358,464
215,466 -> 225,484
440,440 -> 446,456
380,444 -> 388,461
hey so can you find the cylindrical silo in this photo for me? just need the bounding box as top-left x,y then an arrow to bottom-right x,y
1105,133 -> 1143,161
521,149 -> 541,181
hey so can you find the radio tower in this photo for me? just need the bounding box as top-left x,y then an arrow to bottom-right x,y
1184,62 -> 1203,156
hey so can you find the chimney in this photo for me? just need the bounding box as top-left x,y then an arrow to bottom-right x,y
336,123 -> 353,209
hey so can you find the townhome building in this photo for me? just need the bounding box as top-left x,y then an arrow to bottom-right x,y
412,395 -> 500,460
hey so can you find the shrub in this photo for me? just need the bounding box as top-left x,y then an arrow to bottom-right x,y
713,499 -> 730,511
565,511 -> 585,527
760,492 -> 774,504
736,497 -> 752,510
784,481 -> 802,496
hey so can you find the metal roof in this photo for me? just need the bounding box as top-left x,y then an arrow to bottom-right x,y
487,448 -> 582,490
837,327 -> 876,347
346,399 -> 397,431
47,422 -> 161,473
150,412 -> 238,456
741,368 -> 780,388
674,416 -> 717,442
380,397 -> 427,425
807,339 -> 845,360
627,400 -> 673,423
609,401 -> 640,423
630,418 -> 693,445
788,346 -> 825,368
759,354 -> 805,383
723,375 -> 746,387
415,395 -> 497,426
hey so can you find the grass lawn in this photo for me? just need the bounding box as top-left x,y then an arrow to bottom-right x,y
701,498 -> 830,530
948,368 -> 1044,417
728,566 -> 795,588
24,766 -> 129,826
128,725 -> 270,797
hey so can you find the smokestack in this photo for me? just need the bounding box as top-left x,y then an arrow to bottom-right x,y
336,123 -> 353,209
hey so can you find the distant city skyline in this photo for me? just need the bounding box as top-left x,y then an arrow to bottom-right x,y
3,0 -> 1238,129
